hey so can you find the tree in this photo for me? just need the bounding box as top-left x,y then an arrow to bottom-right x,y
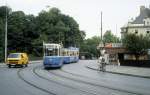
8,11 -> 28,52
0,6 -> 11,61
0,6 -> 85,60
122,34 -> 150,60
36,7 -> 84,48
7,10 -> 40,55
103,30 -> 120,43
0,18 -> 4,61
80,36 -> 101,58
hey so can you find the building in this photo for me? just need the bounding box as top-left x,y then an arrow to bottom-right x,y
98,43 -> 126,64
121,6 -> 150,38
119,6 -> 150,67
97,6 -> 150,65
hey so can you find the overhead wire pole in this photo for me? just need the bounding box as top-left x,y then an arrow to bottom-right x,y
116,24 -> 117,43
98,11 -> 104,57
99,11 -> 104,49
101,12 -> 103,42
5,1 -> 8,63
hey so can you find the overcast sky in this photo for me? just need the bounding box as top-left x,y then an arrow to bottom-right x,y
1,0 -> 150,38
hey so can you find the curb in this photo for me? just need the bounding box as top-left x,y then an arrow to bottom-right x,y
0,63 -> 6,67
0,60 -> 42,66
86,66 -> 150,79
29,60 -> 42,64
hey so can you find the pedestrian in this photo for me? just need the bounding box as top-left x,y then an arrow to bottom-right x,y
101,57 -> 106,72
98,49 -> 107,72
98,56 -> 103,71
117,59 -> 120,66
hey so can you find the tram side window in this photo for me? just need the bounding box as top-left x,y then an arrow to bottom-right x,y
74,51 -> 77,56
77,52 -> 79,56
73,51 -> 75,56
62,51 -> 65,56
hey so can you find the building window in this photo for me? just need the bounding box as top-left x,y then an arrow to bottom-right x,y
147,22 -> 149,25
135,30 -> 138,34
123,29 -> 126,32
144,21 -> 146,25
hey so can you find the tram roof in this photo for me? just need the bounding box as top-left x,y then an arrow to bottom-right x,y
44,43 -> 62,48
62,47 -> 79,51
44,43 -> 61,46
68,47 -> 79,50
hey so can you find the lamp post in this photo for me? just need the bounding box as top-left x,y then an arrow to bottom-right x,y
5,2 -> 8,63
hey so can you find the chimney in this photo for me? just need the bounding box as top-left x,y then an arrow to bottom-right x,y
140,6 -> 145,13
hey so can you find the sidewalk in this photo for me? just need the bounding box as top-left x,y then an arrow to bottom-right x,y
86,62 -> 150,79
29,60 -> 42,64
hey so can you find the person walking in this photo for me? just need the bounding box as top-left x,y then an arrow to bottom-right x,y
98,49 -> 107,72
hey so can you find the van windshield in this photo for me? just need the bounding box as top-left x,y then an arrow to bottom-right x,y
8,54 -> 21,58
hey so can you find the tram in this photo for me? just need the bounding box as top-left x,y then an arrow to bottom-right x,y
43,43 -> 79,68
43,43 -> 63,68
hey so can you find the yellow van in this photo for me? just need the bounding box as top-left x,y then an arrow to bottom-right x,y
7,53 -> 29,68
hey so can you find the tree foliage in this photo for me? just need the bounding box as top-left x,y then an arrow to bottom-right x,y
122,34 -> 150,59
80,36 -> 101,59
0,6 -> 85,61
103,30 -> 120,43
80,30 -> 120,59
0,6 -> 11,61
0,18 -> 4,61
0,6 -> 122,61
36,8 -> 85,48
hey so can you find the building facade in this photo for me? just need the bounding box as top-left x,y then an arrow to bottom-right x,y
119,6 -> 150,66
121,6 -> 150,38
98,43 -> 126,64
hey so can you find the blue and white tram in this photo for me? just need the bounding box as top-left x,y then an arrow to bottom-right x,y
62,47 -> 79,64
68,47 -> 79,63
43,43 -> 79,68
43,43 -> 63,68
62,48 -> 70,64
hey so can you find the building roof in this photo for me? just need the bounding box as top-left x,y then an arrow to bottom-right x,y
131,6 -> 150,24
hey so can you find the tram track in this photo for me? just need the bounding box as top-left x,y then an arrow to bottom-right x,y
33,65 -> 98,95
17,64 -> 142,95
17,67 -> 56,95
49,69 -> 141,95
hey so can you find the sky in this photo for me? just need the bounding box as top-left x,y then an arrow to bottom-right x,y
0,0 -> 150,38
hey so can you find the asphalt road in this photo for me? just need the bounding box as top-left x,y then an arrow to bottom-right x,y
0,60 -> 150,95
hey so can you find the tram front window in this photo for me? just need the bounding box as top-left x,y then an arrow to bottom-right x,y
46,48 -> 58,56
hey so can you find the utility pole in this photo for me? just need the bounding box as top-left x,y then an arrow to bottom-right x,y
98,11 -> 104,56
5,3 -> 8,63
101,12 -> 103,41
115,24 -> 117,43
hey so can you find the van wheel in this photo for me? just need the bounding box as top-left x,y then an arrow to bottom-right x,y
8,64 -> 11,68
20,65 -> 23,68
25,64 -> 28,67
